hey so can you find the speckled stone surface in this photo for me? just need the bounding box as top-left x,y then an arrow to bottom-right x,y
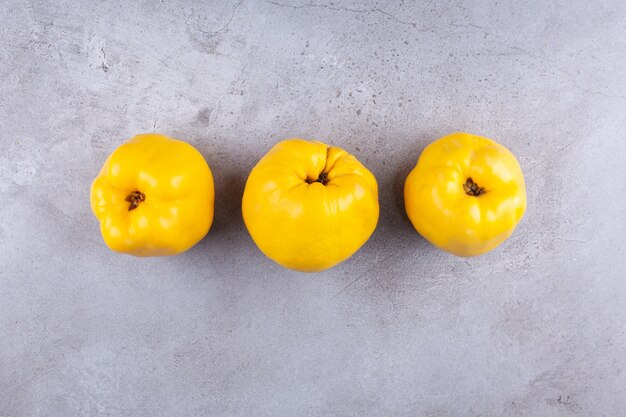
1,0 -> 625,416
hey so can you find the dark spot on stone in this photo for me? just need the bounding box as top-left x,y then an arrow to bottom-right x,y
196,107 -> 212,125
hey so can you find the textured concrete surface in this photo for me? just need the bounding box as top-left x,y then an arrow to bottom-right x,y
1,0 -> 625,415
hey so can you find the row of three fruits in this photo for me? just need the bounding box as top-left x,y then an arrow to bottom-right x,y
91,132 -> 526,272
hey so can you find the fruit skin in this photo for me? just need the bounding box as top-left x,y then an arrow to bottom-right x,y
242,138 -> 379,272
404,132 -> 526,257
90,133 -> 214,256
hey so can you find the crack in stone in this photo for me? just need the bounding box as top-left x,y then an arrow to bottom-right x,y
265,0 -> 435,32
451,22 -> 626,102
200,0 -> 244,38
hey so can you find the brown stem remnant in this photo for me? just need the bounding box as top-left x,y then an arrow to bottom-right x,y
463,177 -> 486,197
306,171 -> 329,185
125,190 -> 146,211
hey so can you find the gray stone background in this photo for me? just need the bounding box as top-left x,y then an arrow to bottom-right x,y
1,0 -> 625,416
